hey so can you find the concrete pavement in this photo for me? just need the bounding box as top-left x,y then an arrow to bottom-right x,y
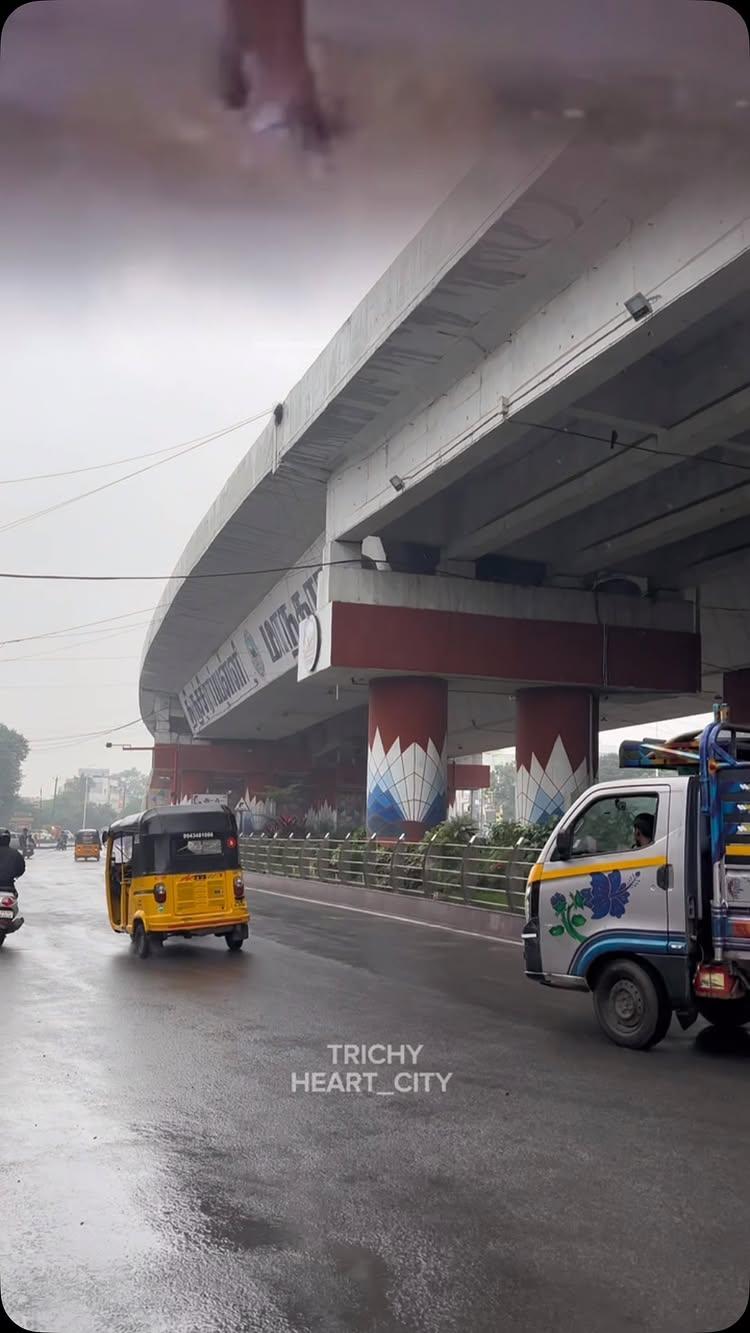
0,854 -> 748,1332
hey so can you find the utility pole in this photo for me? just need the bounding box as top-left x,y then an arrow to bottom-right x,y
81,775 -> 90,829
51,776 -> 58,823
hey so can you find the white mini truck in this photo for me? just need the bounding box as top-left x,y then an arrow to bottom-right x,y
523,711 -> 750,1048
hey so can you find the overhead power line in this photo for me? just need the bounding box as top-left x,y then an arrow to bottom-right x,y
0,408 -> 272,537
0,409 -> 272,487
0,605 -> 158,647
510,416 -> 750,475
0,559 -> 359,583
22,714 -> 156,754
0,624 -> 152,663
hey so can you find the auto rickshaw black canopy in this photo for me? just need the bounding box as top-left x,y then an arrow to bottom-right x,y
106,806 -> 237,839
104,806 -> 239,876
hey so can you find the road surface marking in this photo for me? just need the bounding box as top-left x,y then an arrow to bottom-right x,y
248,885 -> 523,944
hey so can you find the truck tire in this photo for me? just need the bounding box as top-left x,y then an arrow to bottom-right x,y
593,959 -> 672,1050
696,995 -> 750,1028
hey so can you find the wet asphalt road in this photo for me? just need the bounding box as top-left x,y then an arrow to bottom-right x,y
0,856 -> 748,1333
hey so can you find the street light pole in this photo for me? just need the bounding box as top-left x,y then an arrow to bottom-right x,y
82,774 -> 90,829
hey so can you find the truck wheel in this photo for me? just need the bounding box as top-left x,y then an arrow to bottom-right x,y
696,995 -> 750,1028
593,959 -> 672,1050
132,921 -> 151,960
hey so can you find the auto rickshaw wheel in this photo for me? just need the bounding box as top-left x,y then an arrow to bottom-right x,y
132,921 -> 151,959
225,934 -> 244,952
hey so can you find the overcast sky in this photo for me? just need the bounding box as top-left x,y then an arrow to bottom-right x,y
1,0 -> 745,796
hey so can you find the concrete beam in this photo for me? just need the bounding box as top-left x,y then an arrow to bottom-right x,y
331,167 -> 750,549
573,408 -> 665,436
675,545 -> 750,588
564,480 -> 750,575
446,361 -> 750,561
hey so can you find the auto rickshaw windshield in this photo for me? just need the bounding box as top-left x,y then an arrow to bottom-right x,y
167,830 -> 239,871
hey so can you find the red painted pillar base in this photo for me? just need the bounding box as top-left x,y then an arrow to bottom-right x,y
724,670 -> 750,723
515,689 -> 598,825
148,744 -> 178,807
367,678 -> 448,838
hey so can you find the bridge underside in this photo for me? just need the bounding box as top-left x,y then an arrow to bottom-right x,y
140,130 -> 750,835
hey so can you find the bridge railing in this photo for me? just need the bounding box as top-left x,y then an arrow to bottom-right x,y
239,834 -> 543,914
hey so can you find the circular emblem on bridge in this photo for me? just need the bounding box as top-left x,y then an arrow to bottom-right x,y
299,614 -> 321,675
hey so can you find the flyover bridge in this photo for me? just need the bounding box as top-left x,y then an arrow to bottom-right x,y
140,118 -> 750,833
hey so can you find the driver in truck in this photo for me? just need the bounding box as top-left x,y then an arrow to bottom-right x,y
632,813 -> 655,848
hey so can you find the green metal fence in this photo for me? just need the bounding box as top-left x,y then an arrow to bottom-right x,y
239,834 -> 542,914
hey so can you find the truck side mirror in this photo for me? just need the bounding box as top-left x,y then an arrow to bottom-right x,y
555,827 -> 573,860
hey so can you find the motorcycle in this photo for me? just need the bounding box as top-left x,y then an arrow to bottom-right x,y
0,889 -> 24,947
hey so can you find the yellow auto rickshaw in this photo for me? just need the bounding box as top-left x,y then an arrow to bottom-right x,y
102,806 -> 249,959
74,828 -> 101,862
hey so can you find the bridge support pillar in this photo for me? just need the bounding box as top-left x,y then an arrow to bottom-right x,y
724,669 -> 750,722
515,688 -> 598,826
366,678 -> 448,838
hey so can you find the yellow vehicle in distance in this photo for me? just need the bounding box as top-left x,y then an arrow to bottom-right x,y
102,806 -> 249,959
74,829 -> 101,862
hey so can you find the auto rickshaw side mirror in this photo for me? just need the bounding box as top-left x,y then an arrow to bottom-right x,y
555,827 -> 573,860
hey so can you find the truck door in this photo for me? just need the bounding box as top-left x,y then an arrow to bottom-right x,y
538,785 -> 671,981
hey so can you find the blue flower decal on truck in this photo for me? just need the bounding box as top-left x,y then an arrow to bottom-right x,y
586,870 -> 631,920
549,870 -> 639,943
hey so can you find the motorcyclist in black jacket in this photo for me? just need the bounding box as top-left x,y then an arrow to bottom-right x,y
0,830 -> 26,890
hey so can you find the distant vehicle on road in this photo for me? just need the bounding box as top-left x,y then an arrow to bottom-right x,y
74,829 -> 101,862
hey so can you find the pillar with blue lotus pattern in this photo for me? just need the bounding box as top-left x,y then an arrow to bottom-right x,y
515,688 -> 598,826
366,678 -> 448,839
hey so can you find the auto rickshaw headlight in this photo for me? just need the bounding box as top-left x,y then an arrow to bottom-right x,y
153,883 -> 167,904
233,875 -> 245,900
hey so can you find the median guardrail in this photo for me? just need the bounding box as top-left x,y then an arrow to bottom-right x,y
239,834 -> 543,914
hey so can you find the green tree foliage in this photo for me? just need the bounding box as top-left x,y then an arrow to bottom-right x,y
0,723 -> 29,822
28,769 -> 149,832
117,767 -> 149,815
420,814 -> 478,848
490,762 -> 517,818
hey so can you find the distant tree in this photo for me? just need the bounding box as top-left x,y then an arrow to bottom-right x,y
115,768 -> 149,815
35,774 -> 120,832
490,762 -> 517,819
0,723 -> 29,823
